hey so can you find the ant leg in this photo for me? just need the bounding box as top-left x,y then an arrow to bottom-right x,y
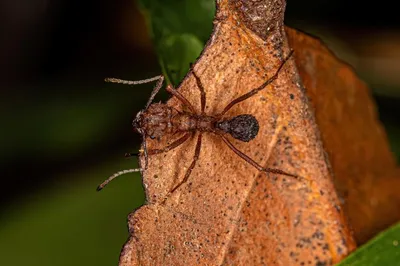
190,66 -> 206,114
125,152 -> 139,158
97,168 -> 142,191
147,132 -> 192,155
219,50 -> 294,117
165,85 -> 197,114
170,133 -> 202,194
218,133 -> 302,181
105,75 -> 165,110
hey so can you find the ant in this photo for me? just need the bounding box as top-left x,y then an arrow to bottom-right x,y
97,50 -> 300,196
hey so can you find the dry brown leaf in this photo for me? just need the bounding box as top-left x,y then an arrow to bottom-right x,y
117,0 -> 360,265
286,27 -> 400,244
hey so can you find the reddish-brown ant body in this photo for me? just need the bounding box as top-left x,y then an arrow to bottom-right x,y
98,50 -> 299,194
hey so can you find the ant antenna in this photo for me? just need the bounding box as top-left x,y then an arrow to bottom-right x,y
104,76 -> 162,85
104,75 -> 165,111
97,168 -> 142,191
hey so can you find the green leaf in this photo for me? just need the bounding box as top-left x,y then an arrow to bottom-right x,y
137,0 -> 215,85
338,222 -> 400,266
158,34 -> 204,85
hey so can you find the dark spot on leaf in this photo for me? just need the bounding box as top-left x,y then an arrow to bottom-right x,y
312,231 -> 325,240
337,246 -> 343,254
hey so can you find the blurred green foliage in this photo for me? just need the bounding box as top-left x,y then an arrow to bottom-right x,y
137,0 -> 215,85
0,86 -> 142,162
338,222 -> 400,266
0,159 -> 144,265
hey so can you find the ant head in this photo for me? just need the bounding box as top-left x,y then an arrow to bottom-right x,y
132,110 -> 145,134
132,110 -> 157,140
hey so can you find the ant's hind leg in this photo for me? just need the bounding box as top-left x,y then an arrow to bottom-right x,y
218,133 -> 302,181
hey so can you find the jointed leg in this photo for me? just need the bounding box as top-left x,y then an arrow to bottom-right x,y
104,75 -> 165,110
170,133 -> 203,194
165,85 -> 197,114
219,50 -> 294,116
142,132 -> 191,169
218,133 -> 301,180
147,132 -> 192,155
191,67 -> 206,114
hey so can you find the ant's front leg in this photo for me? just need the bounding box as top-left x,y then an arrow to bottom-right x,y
165,85 -> 197,114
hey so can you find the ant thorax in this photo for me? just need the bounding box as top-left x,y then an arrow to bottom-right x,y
138,102 -> 218,139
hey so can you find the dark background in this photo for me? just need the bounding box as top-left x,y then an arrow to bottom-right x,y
1,0 -> 399,265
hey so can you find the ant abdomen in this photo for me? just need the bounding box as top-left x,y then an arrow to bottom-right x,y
217,114 -> 259,142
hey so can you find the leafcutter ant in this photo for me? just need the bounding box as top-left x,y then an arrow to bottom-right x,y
98,50 -> 300,195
